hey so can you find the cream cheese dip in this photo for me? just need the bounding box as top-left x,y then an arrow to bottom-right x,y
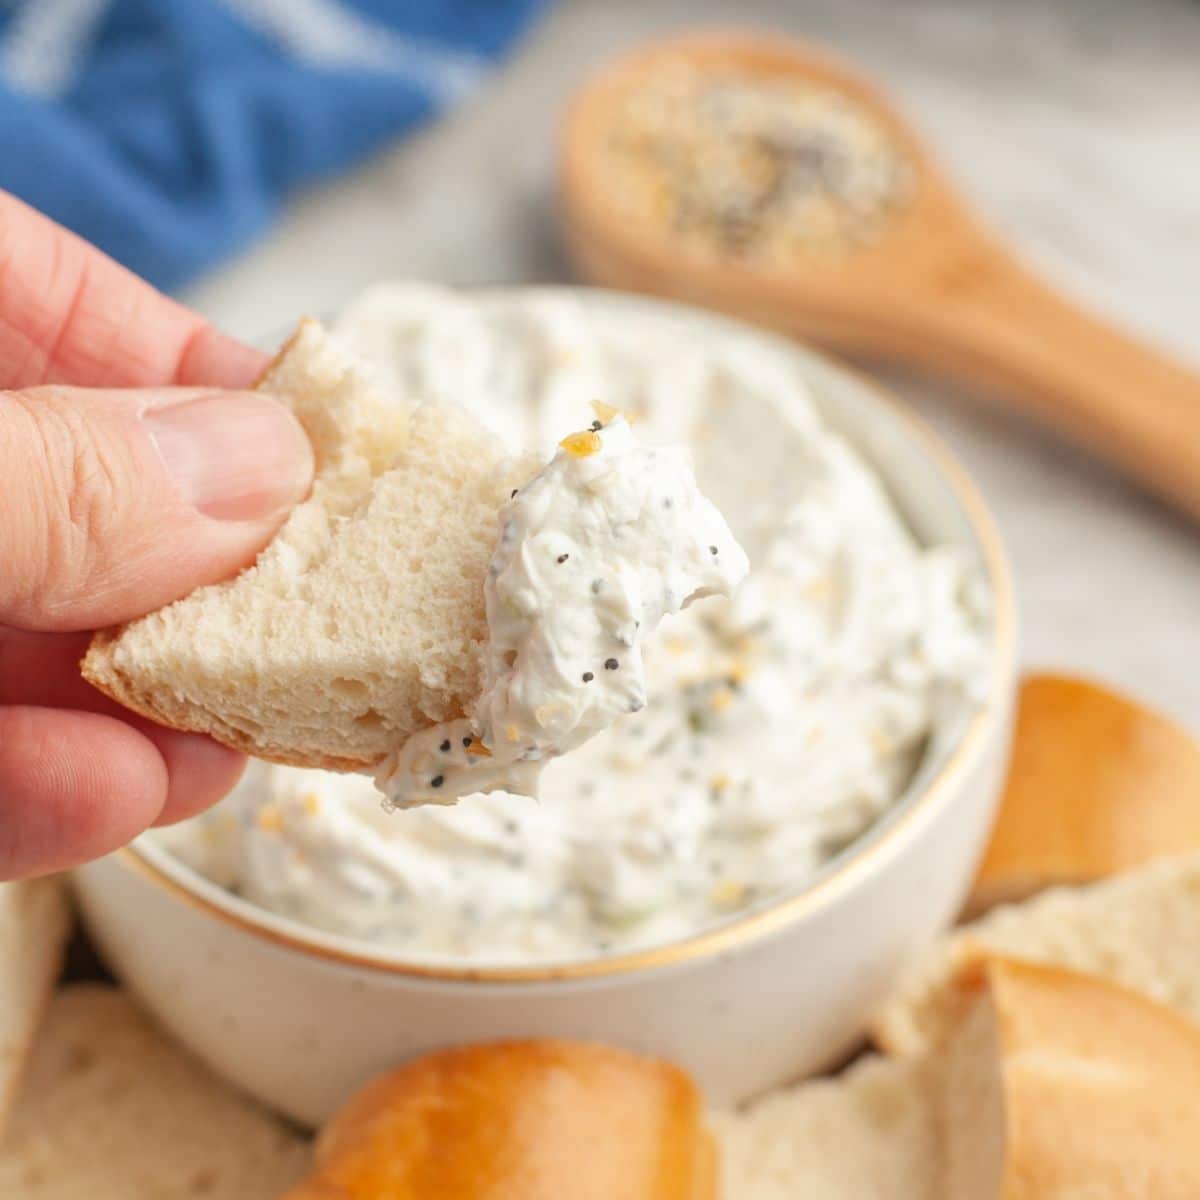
375,414 -> 748,808
156,286 -> 991,964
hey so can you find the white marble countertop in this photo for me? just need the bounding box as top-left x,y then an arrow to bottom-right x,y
184,0 -> 1200,728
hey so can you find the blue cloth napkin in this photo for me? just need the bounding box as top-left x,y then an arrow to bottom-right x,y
0,0 -> 546,291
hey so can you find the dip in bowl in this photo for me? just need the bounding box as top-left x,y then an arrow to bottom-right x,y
74,287 -> 1015,1125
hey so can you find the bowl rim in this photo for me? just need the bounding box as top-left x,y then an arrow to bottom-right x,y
113,285 -> 1016,985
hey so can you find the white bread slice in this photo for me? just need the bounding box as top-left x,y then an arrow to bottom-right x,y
872,851 -> 1200,1057
0,879 -> 70,1137
0,985 -> 310,1197
82,320 -> 529,770
942,957 -> 1200,1199
711,1055 -> 938,1200
968,673 -> 1200,915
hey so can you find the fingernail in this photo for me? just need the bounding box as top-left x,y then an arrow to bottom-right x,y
143,392 -> 314,522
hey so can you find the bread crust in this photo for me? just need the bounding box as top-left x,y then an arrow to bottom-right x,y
80,322 -> 365,770
81,321 -> 377,771
967,673 -> 1200,915
79,317 -> 493,775
81,630 -> 375,771
870,853 -> 1200,1058
283,1039 -> 716,1200
944,956 -> 1200,1199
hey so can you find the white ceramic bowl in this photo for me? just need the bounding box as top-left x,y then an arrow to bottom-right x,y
74,289 -> 1015,1127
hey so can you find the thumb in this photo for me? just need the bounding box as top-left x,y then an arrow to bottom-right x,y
0,385 -> 314,632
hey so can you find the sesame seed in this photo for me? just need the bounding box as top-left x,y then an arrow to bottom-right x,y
605,658 -> 619,670
582,671 -> 594,682
591,579 -> 604,594
510,488 -> 518,498
430,775 -> 444,789
597,67 -> 912,264
439,739 -> 451,753
462,736 -> 472,747
557,553 -> 569,564
590,419 -> 603,431
709,545 -> 718,555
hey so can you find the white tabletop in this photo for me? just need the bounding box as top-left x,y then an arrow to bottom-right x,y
183,0 -> 1200,729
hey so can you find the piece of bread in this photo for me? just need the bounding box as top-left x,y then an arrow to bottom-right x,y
871,851 -> 1200,1057
711,1054 -> 938,1200
968,673 -> 1200,915
942,956 -> 1200,1199
0,985 -> 310,1197
83,320 -> 529,770
0,879 -> 70,1137
282,1039 -> 715,1200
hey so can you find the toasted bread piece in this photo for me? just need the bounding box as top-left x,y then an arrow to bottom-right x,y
283,1039 -> 714,1200
83,320 -> 528,770
712,1054 -> 938,1200
872,852 -> 1200,1056
0,986 -> 310,1197
968,674 -> 1200,915
942,957 -> 1200,1199
0,879 -> 70,1137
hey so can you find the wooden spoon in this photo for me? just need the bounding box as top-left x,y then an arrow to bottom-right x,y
560,33 -> 1200,520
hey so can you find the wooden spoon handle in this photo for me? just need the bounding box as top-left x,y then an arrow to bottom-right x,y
892,245 -> 1200,520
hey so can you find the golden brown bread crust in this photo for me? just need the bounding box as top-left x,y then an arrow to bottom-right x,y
945,956 -> 1200,1199
283,1040 -> 716,1200
967,673 -> 1200,915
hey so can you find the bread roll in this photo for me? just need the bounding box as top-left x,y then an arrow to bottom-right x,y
969,673 -> 1200,914
942,956 -> 1200,1199
83,320 -> 529,771
712,1054 -> 938,1200
0,986 -> 309,1198
283,1039 -> 715,1200
871,851 -> 1200,1057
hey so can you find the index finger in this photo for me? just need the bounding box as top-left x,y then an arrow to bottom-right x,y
0,190 -> 267,391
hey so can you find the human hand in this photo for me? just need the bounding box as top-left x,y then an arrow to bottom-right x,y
0,192 -> 314,879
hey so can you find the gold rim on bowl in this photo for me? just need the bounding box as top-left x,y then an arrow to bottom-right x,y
113,288 -> 1016,985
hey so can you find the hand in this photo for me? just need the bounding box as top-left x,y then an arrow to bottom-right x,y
0,192 -> 314,880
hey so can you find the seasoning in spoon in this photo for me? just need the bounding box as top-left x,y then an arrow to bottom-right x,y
597,59 -> 913,264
